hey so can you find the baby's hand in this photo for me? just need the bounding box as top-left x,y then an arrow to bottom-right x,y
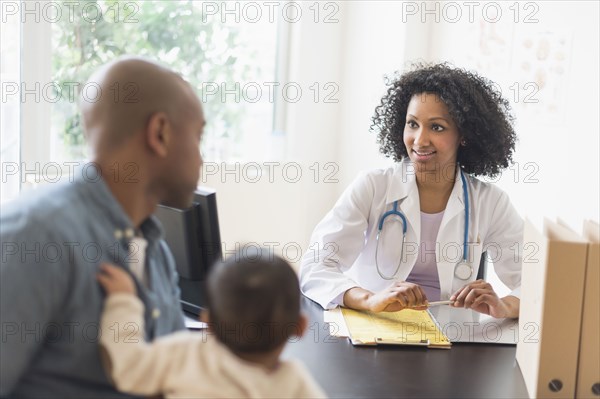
97,263 -> 137,295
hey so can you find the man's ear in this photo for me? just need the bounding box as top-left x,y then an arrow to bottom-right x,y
293,313 -> 308,338
146,111 -> 171,158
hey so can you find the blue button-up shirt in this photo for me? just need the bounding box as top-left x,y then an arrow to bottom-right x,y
1,168 -> 186,398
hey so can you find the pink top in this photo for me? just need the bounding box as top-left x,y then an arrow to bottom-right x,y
405,211 -> 444,302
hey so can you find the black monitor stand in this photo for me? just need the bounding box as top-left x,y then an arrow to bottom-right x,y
155,187 -> 222,317
179,278 -> 207,315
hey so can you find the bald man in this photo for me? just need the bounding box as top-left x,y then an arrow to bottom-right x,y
0,57 -> 205,397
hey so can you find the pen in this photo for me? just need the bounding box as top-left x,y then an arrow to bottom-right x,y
427,300 -> 455,307
408,300 -> 455,309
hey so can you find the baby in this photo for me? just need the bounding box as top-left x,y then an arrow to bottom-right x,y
98,249 -> 326,398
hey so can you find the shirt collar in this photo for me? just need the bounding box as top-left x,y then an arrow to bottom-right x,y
75,163 -> 164,245
139,216 -> 164,244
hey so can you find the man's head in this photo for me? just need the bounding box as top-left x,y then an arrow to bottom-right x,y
80,56 -> 205,208
204,248 -> 306,354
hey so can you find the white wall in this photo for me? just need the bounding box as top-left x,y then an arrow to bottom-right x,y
425,1 -> 600,230
205,3 -> 348,267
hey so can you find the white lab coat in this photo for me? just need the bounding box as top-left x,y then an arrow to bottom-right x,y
300,160 -> 523,309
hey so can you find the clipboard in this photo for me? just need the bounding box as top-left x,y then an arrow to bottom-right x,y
340,307 -> 452,349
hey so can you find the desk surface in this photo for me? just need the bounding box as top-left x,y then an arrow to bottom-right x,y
283,297 -> 528,398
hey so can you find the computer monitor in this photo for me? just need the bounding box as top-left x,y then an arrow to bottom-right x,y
154,187 -> 222,315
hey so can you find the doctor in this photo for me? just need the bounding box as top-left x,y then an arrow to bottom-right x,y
300,63 -> 523,319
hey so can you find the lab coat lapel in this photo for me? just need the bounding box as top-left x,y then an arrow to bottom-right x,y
398,185 -> 420,254
387,162 -> 420,278
439,171 -> 465,232
387,161 -> 420,237
437,169 -> 467,300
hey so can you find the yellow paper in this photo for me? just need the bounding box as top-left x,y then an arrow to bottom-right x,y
341,308 -> 451,349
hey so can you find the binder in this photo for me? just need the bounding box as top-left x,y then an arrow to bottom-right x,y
517,218 -> 588,398
576,220 -> 600,398
340,307 -> 451,349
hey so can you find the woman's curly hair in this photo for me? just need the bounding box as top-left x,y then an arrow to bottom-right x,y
371,62 -> 516,177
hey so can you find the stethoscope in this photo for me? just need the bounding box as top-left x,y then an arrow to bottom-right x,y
375,169 -> 472,281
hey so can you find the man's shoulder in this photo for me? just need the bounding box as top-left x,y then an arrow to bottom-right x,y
1,181 -> 85,239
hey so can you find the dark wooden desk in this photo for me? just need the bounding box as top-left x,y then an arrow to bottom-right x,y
283,297 -> 529,398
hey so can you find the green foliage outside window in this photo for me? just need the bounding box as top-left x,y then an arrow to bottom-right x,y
52,0 -> 267,159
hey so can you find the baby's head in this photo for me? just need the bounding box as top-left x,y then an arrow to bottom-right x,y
203,248 -> 305,354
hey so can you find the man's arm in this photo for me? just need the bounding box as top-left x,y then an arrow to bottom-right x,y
0,228 -> 69,396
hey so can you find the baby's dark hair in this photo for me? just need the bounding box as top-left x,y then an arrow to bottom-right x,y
205,248 -> 301,354
371,62 -> 517,177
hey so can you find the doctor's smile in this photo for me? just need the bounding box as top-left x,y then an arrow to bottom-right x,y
411,149 -> 436,161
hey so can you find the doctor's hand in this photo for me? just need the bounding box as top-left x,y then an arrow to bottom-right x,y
450,280 -> 519,319
344,282 -> 429,313
97,263 -> 137,296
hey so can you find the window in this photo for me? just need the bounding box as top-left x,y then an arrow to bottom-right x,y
0,6 -> 20,203
1,0 -> 283,203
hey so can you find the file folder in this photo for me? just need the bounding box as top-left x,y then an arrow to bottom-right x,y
340,307 -> 451,349
576,220 -> 600,399
517,218 -> 588,398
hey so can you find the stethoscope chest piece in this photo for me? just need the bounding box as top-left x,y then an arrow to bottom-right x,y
454,261 -> 473,280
